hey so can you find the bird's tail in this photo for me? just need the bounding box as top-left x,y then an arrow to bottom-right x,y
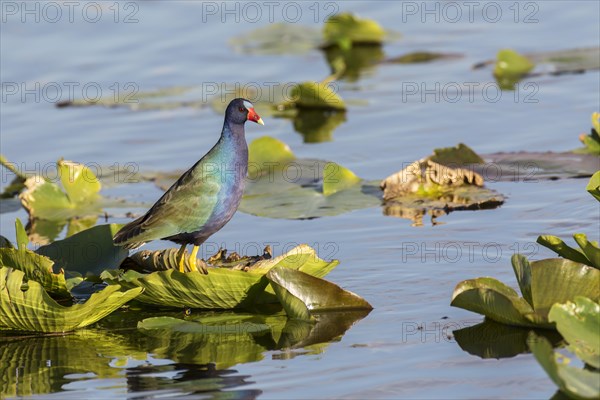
113,216 -> 146,250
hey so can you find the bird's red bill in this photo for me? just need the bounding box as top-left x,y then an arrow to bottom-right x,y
247,108 -> 264,125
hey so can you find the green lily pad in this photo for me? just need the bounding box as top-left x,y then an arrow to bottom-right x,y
138,316 -> 271,334
102,245 -> 339,309
0,155 -> 27,199
549,297 -> 600,368
483,152 -> 600,181
451,277 -> 543,328
55,86 -> 196,110
322,13 -> 386,49
475,47 -> 600,82
537,235 -> 592,266
529,333 -> 600,400
0,248 -> 70,298
266,267 -> 372,321
493,49 -> 535,78
587,171 -> 600,202
248,136 -> 296,168
36,224 -> 129,275
576,113 -> 600,155
430,143 -> 485,166
229,23 -> 321,55
0,267 -> 141,333
384,51 -> 462,64
451,255 -> 600,328
283,81 -> 347,111
19,159 -> 102,221
323,162 -> 361,196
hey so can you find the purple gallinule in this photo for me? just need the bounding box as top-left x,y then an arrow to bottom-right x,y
113,98 -> 264,272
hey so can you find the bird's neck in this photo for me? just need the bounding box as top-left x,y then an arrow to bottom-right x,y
222,121 -> 245,143
219,121 -> 248,164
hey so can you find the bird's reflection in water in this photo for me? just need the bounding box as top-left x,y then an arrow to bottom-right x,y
124,362 -> 262,399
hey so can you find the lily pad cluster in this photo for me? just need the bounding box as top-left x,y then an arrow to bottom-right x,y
451,174 -> 600,399
0,216 -> 371,332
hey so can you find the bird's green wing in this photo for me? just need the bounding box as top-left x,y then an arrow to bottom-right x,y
124,167 -> 222,244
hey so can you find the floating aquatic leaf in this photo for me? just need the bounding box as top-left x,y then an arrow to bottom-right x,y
102,245 -> 338,310
323,162 -> 361,196
587,171 -> 600,202
19,160 -> 103,221
284,81 -> 346,111
474,47 -> 600,77
493,49 -> 534,78
322,13 -> 386,49
549,297 -> 600,368
138,316 -> 271,334
36,224 -> 128,275
429,143 -> 485,167
0,248 -> 69,298
451,255 -> 600,328
0,267 -> 141,333
0,155 -> 26,198
384,52 -> 463,64
55,86 -> 195,110
528,333 -> 600,400
229,23 -> 321,55
266,267 -> 372,321
538,234 -> 599,269
248,136 -> 296,169
482,152 -> 599,181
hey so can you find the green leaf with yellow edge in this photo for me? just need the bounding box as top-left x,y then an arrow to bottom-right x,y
528,332 -> 600,400
529,258 -> 600,317
323,13 -> 386,48
451,256 -> 600,328
248,136 -> 296,169
0,267 -> 142,333
15,218 -> 28,251
549,297 -> 600,368
429,143 -> 485,167
36,224 -> 128,275
537,235 -> 591,266
266,267 -> 372,321
323,162 -> 361,196
57,159 -> 101,204
573,233 -> 600,269
138,316 -> 271,334
19,176 -> 75,220
0,248 -> 69,298
102,245 -> 339,309
587,171 -> 600,202
493,49 -> 535,77
451,277 -> 545,328
593,112 -> 600,134
288,82 -> 346,110
108,268 -> 268,309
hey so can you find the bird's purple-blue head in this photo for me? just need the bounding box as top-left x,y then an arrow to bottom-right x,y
226,98 -> 264,126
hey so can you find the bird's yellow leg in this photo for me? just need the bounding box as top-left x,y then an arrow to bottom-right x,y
188,245 -> 199,272
177,244 -> 187,273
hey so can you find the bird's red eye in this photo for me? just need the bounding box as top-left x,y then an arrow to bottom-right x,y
239,107 -> 245,112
